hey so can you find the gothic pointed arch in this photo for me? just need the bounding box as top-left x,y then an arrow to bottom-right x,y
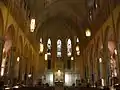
4,24 -> 15,54
22,44 -> 29,79
0,9 -> 4,36
67,38 -> 72,57
104,26 -> 117,77
57,39 -> 62,57
116,12 -> 120,41
47,38 -> 52,55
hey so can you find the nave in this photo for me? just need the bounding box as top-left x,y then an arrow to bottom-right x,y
0,0 -> 120,90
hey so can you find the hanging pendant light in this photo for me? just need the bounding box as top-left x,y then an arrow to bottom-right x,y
30,19 -> 36,32
85,28 -> 91,37
39,43 -> 44,53
76,45 -> 79,52
71,56 -> 74,61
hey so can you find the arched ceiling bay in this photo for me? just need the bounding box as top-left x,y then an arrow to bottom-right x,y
25,0 -> 102,49
28,0 -> 88,32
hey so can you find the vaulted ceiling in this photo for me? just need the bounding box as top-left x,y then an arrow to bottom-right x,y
23,0 -> 114,50
26,0 -> 95,48
2,0 -> 118,53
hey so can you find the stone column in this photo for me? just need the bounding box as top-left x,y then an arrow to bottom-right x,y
18,55 -> 26,84
87,51 -> 91,83
23,56 -> 28,85
84,52 -> 88,81
103,43 -> 110,86
8,46 -> 16,85
14,52 -> 19,81
0,38 -> 4,70
43,39 -> 47,72
39,53 -> 45,77
62,37 -> 67,84
116,43 -> 120,79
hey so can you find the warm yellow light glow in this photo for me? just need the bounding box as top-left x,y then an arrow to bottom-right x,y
28,74 -> 32,78
40,38 -> 42,42
77,51 -> 80,55
85,28 -> 91,37
17,57 -> 20,62
1,58 -> 6,67
13,86 -> 19,88
1,57 -> 6,76
76,46 -> 79,51
114,49 -> 117,55
67,53 -> 71,57
1,68 -> 4,76
39,43 -> 44,53
58,70 -> 60,73
57,70 -> 61,76
45,54 -> 48,61
30,19 -> 35,32
99,58 -> 102,63
3,48 -> 5,53
5,87 -> 10,90
71,57 -> 74,61
111,56 -> 113,59
39,38 -> 44,53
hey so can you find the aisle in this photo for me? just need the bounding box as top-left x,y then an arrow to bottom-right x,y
55,86 -> 64,90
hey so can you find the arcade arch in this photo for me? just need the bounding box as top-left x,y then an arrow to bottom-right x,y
1,24 -> 15,76
0,9 -> 4,36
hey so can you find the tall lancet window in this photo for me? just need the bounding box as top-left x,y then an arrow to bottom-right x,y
76,37 -> 80,56
57,39 -> 62,57
67,39 -> 72,57
39,38 -> 44,54
47,38 -> 52,55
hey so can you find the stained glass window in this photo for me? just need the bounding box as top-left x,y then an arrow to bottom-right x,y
47,38 -> 51,55
57,39 -> 62,57
76,37 -> 80,56
67,39 -> 72,57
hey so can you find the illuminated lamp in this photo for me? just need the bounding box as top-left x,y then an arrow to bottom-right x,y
76,46 -> 79,52
45,54 -> 48,61
30,19 -> 36,32
39,43 -> 44,53
77,38 -> 79,42
77,51 -> 80,55
99,58 -> 102,63
85,28 -> 91,37
71,57 -> 74,61
57,70 -> 61,76
114,49 -> 117,55
28,74 -> 32,78
17,57 -> 20,62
